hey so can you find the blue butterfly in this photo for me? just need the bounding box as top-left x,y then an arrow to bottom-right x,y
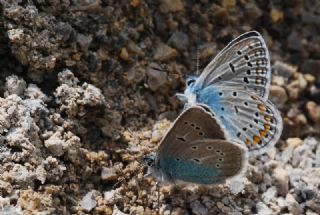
179,31 -> 283,156
143,31 -> 282,185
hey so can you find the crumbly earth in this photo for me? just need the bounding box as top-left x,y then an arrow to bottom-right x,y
0,0 -> 320,214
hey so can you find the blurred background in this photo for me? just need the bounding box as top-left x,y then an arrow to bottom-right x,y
0,0 -> 319,214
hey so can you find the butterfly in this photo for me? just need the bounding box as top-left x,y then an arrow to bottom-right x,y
143,31 -> 282,184
143,105 -> 247,184
178,31 -> 283,156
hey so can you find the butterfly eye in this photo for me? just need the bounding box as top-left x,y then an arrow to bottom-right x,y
186,79 -> 196,86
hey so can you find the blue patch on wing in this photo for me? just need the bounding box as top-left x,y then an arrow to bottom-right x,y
192,85 -> 237,138
160,156 -> 222,184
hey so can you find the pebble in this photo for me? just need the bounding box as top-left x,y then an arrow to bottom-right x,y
153,43 -> 178,61
44,133 -> 65,157
272,75 -> 285,86
269,85 -> 288,106
270,8 -> 284,23
305,101 -> 320,123
120,47 -> 129,61
287,137 -> 304,148
146,65 -> 168,91
168,31 -> 189,51
5,75 -> 27,97
216,201 -> 224,209
286,193 -> 303,215
273,167 -> 289,196
273,61 -> 297,79
256,201 -> 273,215
190,200 -> 208,215
101,167 -> 118,181
159,0 -> 184,13
80,191 -> 97,212
223,0 -> 236,9
262,186 -> 277,202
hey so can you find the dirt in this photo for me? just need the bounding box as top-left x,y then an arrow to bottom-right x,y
0,0 -> 319,214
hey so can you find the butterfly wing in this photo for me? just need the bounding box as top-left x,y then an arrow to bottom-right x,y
156,106 -> 247,184
195,85 -> 282,155
158,139 -> 247,184
193,31 -> 271,100
157,106 -> 226,154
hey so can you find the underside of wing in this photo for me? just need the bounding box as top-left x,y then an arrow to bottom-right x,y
195,86 -> 283,155
194,31 -> 271,100
157,106 -> 226,155
158,139 -> 247,184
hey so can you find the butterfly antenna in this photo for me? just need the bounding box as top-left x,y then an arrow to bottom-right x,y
196,30 -> 200,76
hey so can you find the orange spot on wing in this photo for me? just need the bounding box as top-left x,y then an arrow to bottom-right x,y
245,138 -> 250,145
264,115 -> 271,121
259,130 -> 266,137
258,104 -> 267,112
253,135 -> 261,144
264,124 -> 271,132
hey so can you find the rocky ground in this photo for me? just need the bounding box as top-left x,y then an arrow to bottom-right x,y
0,0 -> 319,214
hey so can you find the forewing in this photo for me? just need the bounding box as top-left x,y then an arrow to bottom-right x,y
196,86 -> 282,155
194,31 -> 271,100
159,139 -> 247,184
157,106 -> 226,155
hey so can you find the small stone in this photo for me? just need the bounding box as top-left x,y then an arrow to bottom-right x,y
159,0 -> 184,13
286,193 -> 303,215
80,191 -> 97,212
216,202 -> 224,209
270,8 -> 284,23
151,130 -> 162,143
171,207 -> 184,215
304,74 -> 316,83
76,33 -> 92,52
190,200 -> 208,215
5,75 -> 27,97
287,84 -> 300,100
272,75 -> 285,86
146,64 -> 168,91
44,132 -> 65,157
305,101 -> 320,123
153,43 -> 178,61
168,31 -> 189,51
287,138 -> 304,148
262,186 -> 277,202
104,190 -> 117,204
7,28 -> 24,42
309,85 -> 320,103
120,48 -> 129,61
269,85 -> 288,106
273,61 -> 297,78
306,196 -> 320,214
130,0 -> 140,8
223,0 -> 236,9
101,167 -> 118,181
244,3 -> 262,20
273,167 -> 289,196
255,202 -> 273,215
